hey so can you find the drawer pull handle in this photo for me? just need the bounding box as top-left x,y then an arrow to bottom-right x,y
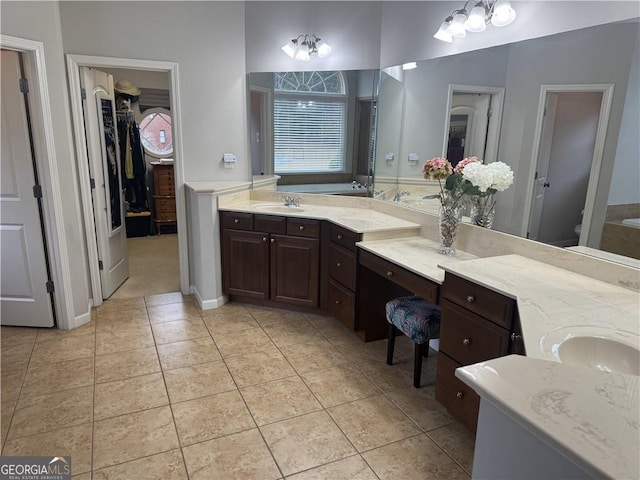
270,238 -> 275,243
234,218 -> 240,224
299,225 -> 305,231
386,271 -> 393,277
262,237 -> 268,242
466,295 -> 475,303
462,338 -> 471,346
335,299 -> 341,305
336,262 -> 342,268
511,333 -> 522,341
337,234 -> 343,240
456,391 -> 464,399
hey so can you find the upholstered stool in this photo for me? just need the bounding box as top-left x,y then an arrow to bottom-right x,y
385,295 -> 441,388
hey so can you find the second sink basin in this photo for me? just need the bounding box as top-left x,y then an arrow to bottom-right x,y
557,336 -> 640,376
254,204 -> 305,213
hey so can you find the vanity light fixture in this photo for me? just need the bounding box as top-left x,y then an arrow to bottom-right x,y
281,34 -> 332,61
402,62 -> 418,70
433,0 -> 516,43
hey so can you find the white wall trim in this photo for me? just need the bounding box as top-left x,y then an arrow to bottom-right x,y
73,302 -> 93,328
65,54 -> 189,305
190,285 -> 227,310
522,84 -> 614,245
441,84 -> 505,164
1,34 -> 76,329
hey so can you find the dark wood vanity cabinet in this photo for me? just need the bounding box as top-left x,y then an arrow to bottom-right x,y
435,272 -> 523,433
327,224 -> 361,329
221,211 -> 320,307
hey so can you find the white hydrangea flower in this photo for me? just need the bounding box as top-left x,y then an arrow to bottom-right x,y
486,161 -> 514,191
462,162 -> 493,192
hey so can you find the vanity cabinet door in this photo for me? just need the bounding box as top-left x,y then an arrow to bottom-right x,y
270,234 -> 320,307
222,229 -> 269,299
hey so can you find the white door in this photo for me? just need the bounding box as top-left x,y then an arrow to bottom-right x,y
528,93 -> 558,241
0,50 -> 55,327
80,67 -> 129,299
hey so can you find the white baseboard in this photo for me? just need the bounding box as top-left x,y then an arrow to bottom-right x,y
71,302 -> 93,329
190,285 -> 228,310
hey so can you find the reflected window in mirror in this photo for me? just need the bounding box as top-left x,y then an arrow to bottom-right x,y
138,108 -> 173,158
273,71 -> 347,174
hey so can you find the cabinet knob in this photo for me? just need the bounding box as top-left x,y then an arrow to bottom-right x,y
335,299 -> 341,305
456,391 -> 464,399
466,295 -> 475,303
262,237 -> 268,242
270,238 -> 275,243
462,338 -> 471,346
234,218 -> 240,224
386,270 -> 393,277
511,332 -> 522,342
337,234 -> 343,240
336,262 -> 342,268
299,225 -> 305,231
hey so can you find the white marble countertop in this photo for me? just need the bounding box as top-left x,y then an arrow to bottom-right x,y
185,181 -> 252,194
438,254 -> 640,360
358,236 -> 478,284
456,355 -> 639,480
218,198 -> 421,236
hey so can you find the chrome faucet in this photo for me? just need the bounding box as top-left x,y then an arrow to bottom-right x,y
282,195 -> 300,207
393,191 -> 410,202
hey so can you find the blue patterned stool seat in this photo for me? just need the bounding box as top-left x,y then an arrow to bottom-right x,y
385,295 -> 441,345
385,295 -> 441,388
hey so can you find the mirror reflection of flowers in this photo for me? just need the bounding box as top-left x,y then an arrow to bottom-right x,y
463,161 -> 514,228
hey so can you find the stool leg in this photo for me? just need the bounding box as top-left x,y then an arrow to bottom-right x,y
386,323 -> 396,365
413,342 -> 423,388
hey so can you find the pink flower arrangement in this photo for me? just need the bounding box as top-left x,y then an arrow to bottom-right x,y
422,157 -> 452,180
454,156 -> 479,174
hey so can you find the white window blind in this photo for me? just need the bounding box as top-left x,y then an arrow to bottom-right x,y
274,98 -> 346,173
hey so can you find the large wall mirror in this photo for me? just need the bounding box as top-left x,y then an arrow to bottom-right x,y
372,19 -> 639,261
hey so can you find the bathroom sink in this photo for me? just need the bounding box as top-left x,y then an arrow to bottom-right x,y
541,326 -> 640,376
557,336 -> 640,375
253,203 -> 305,213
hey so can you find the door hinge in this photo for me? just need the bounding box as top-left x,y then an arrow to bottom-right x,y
19,78 -> 29,93
487,109 -> 492,119
46,280 -> 54,293
526,231 -> 530,239
534,171 -> 538,180
33,184 -> 43,198
90,178 -> 96,189
98,260 -> 104,271
543,107 -> 547,117
81,87 -> 86,100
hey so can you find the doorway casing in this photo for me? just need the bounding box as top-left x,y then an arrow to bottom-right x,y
523,83 -> 614,246
66,54 -> 188,306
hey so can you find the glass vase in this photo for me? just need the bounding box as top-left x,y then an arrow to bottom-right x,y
438,204 -> 463,255
470,194 -> 495,229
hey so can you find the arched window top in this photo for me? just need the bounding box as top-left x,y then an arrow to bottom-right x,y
274,71 -> 345,95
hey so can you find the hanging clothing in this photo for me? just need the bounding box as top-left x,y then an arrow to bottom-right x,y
117,115 -> 148,211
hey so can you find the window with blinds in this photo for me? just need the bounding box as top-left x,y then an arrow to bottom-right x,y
273,71 -> 347,174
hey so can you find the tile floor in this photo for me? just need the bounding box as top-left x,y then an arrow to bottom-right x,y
0,293 -> 475,479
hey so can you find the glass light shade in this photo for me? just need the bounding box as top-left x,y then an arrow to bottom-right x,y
316,39 -> 332,57
491,0 -> 516,27
448,13 -> 467,38
402,62 -> 417,70
465,5 -> 487,32
433,21 -> 453,43
281,40 -> 297,58
295,44 -> 310,61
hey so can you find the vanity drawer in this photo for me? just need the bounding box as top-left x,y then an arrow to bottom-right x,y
329,244 -> 357,291
440,299 -> 509,365
221,211 -> 253,231
435,352 -> 479,433
255,214 -> 286,234
359,250 -> 438,304
327,279 -> 356,330
329,224 -> 361,252
287,218 -> 320,238
441,273 -> 515,329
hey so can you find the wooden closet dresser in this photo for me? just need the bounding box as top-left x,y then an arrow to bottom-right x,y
151,162 -> 177,234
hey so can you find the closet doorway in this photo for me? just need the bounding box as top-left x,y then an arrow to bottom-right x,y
67,55 -> 188,307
